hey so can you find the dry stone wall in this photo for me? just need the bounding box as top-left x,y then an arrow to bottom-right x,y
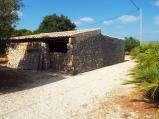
7,42 -> 50,70
71,34 -> 124,74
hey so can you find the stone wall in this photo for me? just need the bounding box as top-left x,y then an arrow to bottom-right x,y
70,34 -> 124,74
7,42 -> 50,70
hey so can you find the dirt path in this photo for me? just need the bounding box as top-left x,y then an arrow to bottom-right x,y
0,57 -> 135,119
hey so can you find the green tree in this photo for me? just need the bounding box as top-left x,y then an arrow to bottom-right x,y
0,0 -> 23,55
35,14 -> 76,33
124,37 -> 140,53
11,28 -> 33,37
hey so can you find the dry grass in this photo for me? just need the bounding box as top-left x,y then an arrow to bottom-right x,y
0,56 -> 8,63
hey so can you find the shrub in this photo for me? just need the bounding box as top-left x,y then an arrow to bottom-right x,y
124,37 -> 140,54
11,28 -> 33,37
125,43 -> 159,100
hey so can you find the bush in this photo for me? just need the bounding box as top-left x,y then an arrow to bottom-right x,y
125,43 -> 159,100
11,28 -> 33,37
124,37 -> 140,54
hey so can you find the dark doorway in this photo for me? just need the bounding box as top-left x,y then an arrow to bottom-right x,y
49,41 -> 68,53
48,40 -> 69,71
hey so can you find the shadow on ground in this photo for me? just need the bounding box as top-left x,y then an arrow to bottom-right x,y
131,98 -> 159,109
0,67 -> 66,95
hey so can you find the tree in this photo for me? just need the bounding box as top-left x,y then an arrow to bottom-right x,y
124,37 -> 140,53
0,0 -> 22,55
35,14 -> 76,33
11,28 -> 33,37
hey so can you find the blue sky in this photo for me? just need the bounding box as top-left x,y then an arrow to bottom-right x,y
16,0 -> 159,41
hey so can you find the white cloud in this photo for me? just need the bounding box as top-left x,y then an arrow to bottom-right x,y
102,15 -> 138,26
118,15 -> 138,24
155,0 -> 159,6
73,17 -> 94,26
17,11 -> 23,18
73,21 -> 81,25
103,20 -> 114,25
79,17 -> 94,23
154,16 -> 159,24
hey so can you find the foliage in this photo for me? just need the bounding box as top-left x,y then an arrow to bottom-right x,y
125,43 -> 159,100
11,28 -> 33,37
124,37 -> 140,53
0,0 -> 23,55
35,14 -> 76,33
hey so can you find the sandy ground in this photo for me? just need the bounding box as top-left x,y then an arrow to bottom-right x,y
0,57 -> 135,119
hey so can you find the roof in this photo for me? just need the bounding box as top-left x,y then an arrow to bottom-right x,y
11,28 -> 101,41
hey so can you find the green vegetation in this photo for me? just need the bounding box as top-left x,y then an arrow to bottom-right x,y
0,0 -> 23,55
11,14 -> 76,36
125,43 -> 159,100
11,28 -> 33,37
35,14 -> 76,33
124,37 -> 140,54
0,7 -> 75,54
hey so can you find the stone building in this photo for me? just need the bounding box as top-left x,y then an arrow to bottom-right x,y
7,29 -> 124,74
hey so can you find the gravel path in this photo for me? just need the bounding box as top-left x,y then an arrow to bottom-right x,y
0,57 -> 135,119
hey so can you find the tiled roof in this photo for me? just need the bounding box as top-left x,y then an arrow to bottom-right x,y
11,28 -> 101,40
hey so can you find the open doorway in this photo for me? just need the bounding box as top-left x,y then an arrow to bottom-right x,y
48,40 -> 69,71
49,42 -> 68,53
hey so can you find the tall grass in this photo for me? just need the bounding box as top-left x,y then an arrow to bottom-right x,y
126,43 -> 159,100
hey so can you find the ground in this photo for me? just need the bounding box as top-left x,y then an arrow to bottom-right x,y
0,57 -> 158,119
